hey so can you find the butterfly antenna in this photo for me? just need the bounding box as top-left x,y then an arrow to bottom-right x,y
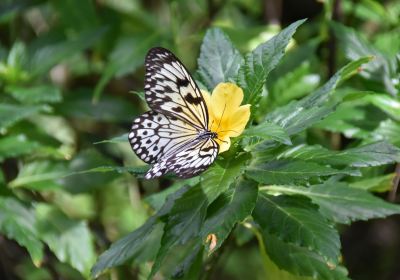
217,137 -> 229,144
216,103 -> 227,132
217,129 -> 239,134
210,119 -> 214,130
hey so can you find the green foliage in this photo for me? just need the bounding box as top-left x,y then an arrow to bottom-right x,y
237,19 -> 306,107
35,203 -> 96,277
1,0 -> 400,279
198,28 -> 243,90
0,197 -> 44,266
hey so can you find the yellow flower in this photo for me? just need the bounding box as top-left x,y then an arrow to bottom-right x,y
202,83 -> 251,153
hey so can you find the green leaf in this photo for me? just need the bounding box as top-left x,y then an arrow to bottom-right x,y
0,103 -> 46,129
197,28 -> 243,90
91,186 -> 190,278
270,62 -> 320,107
144,177 -> 200,211
313,100 -> 371,139
350,173 -> 395,192
242,121 -> 292,146
93,34 -> 159,102
59,150 -> 121,193
261,183 -> 400,224
0,197 -> 44,267
129,91 -> 146,102
0,134 -> 40,162
277,141 -> 400,167
73,165 -> 148,177
35,204 -> 96,277
266,57 -> 372,135
261,231 -> 349,280
50,0 -> 99,32
237,19 -> 306,106
200,178 -> 258,253
364,94 -> 400,121
6,85 -> 62,104
94,133 -> 128,144
200,153 -> 250,200
29,27 -> 106,77
55,88 -> 138,122
331,22 -> 397,95
246,160 -> 360,185
92,218 -> 161,278
253,192 -> 340,264
149,185 -> 208,278
371,119 -> 400,146
9,160 -> 68,190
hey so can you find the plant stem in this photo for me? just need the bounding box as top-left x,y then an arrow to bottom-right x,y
388,163 -> 400,202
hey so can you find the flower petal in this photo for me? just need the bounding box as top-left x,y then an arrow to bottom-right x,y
217,136 -> 231,153
211,83 -> 244,118
226,104 -> 251,137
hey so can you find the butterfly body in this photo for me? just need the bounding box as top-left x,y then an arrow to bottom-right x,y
129,47 -> 219,179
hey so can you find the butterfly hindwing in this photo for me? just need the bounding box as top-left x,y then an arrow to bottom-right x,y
145,138 -> 219,179
128,111 -> 198,164
144,47 -> 209,130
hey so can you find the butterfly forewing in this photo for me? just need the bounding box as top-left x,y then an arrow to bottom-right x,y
144,47 -> 209,130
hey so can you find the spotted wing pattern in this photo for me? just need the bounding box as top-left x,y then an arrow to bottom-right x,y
128,111 -> 197,164
144,47 -> 209,130
145,138 -> 218,179
129,47 -> 219,179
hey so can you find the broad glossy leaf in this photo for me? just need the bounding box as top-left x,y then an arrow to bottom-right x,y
313,101 -> 370,139
261,231 -> 349,280
149,185 -> 208,278
200,179 -> 258,253
74,165 -> 148,177
9,160 -> 68,190
91,186 -> 190,278
242,121 -> 292,145
266,57 -> 372,135
350,173 -> 395,192
370,119 -> 400,146
0,103 -> 46,129
198,28 -> 243,90
60,150 -> 120,193
278,141 -> 400,167
35,204 -> 96,277
331,22 -> 397,95
6,85 -> 62,104
0,197 -> 44,266
237,19 -> 306,106
254,192 -> 340,264
95,133 -> 128,144
55,88 -> 138,122
200,153 -> 250,200
51,0 -> 99,31
144,177 -> 200,211
0,134 -> 40,162
93,34 -> 159,101
270,62 -> 320,106
246,160 -> 360,185
29,27 -> 106,77
262,183 -> 400,224
255,235 -> 314,280
364,94 -> 400,121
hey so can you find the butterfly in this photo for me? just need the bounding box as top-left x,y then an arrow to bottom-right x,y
128,47 -> 219,179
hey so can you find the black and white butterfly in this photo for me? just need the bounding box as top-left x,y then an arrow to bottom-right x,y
128,47 -> 219,179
